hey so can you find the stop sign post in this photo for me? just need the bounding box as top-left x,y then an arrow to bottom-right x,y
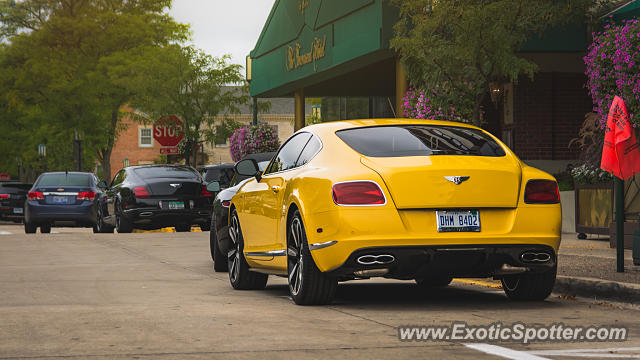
154,116 -> 184,147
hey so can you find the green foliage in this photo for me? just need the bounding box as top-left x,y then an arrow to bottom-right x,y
390,0 -> 598,126
571,164 -> 613,184
122,45 -> 249,166
0,0 -> 188,180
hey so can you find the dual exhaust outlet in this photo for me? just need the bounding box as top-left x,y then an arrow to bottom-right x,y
356,254 -> 395,265
520,251 -> 552,263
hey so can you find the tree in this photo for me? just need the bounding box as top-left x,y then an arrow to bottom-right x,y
0,0 -> 188,180
390,0 -> 599,126
124,45 -> 255,166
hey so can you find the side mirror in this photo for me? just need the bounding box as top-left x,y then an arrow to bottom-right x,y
97,180 -> 108,189
235,159 -> 261,181
206,181 -> 221,192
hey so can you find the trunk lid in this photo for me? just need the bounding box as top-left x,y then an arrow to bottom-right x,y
361,155 -> 521,209
145,178 -> 202,197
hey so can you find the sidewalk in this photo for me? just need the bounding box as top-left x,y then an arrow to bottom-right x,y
554,233 -> 640,303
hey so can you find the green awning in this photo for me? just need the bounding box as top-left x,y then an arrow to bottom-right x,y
604,0 -> 640,22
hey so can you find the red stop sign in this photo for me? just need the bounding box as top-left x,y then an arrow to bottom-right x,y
153,116 -> 184,147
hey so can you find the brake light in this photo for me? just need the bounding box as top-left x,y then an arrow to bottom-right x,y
332,181 -> 386,206
0,194 -> 9,199
524,180 -> 560,204
200,186 -> 214,198
28,191 -> 44,201
133,186 -> 150,198
77,191 -> 96,201
221,200 -> 231,208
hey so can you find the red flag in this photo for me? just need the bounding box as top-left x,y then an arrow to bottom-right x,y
601,96 -> 640,179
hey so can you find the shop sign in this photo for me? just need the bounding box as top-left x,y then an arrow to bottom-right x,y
286,35 -> 327,72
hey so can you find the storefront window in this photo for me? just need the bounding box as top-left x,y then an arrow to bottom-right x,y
320,97 -> 395,122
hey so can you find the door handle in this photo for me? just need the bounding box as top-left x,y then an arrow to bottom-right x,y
271,186 -> 280,193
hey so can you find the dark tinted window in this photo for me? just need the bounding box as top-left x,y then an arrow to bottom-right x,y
111,171 -> 125,186
232,160 -> 272,186
296,136 -> 322,166
265,133 -> 312,174
134,167 -> 200,179
204,167 -> 235,187
37,174 -> 91,187
0,183 -> 32,193
336,125 -> 506,157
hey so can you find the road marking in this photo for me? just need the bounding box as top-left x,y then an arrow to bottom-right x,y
467,344 -> 640,359
465,344 -> 550,360
453,278 -> 503,289
0,231 -> 12,235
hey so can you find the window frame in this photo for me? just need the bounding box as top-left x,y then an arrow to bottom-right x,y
138,126 -> 153,148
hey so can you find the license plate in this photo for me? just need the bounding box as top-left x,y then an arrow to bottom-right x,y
13,208 -> 23,214
52,196 -> 70,204
168,201 -> 184,210
436,210 -> 481,232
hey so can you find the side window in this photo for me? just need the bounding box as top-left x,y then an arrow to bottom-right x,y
264,133 -> 312,175
111,171 -> 124,186
296,135 -> 322,167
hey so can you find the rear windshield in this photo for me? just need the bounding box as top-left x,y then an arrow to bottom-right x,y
37,174 -> 91,187
336,125 -> 506,157
0,183 -> 32,192
134,167 -> 200,179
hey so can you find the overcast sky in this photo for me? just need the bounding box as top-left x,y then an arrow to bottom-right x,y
169,0 -> 275,66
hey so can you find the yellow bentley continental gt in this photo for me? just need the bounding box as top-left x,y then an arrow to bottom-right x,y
227,119 -> 561,305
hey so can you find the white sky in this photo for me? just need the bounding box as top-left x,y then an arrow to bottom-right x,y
169,0 -> 275,66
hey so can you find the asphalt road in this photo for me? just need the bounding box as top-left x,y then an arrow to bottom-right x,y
1,224 -> 639,360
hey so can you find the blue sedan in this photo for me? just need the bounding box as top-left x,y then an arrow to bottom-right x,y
24,172 -> 110,234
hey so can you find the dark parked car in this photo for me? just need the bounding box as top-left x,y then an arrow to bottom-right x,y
207,152 -> 275,272
24,172 -> 109,233
103,165 -> 213,233
0,181 -> 32,223
200,163 -> 235,189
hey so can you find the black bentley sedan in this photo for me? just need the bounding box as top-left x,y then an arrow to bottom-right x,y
104,165 -> 213,233
24,172 -> 109,233
207,152 -> 274,272
0,181 -> 32,223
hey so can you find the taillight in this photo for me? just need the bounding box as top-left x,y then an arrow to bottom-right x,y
524,180 -> 560,204
0,194 -> 9,199
200,186 -> 214,198
221,200 -> 231,208
332,181 -> 386,206
133,186 -> 150,198
77,191 -> 96,201
28,191 -> 44,201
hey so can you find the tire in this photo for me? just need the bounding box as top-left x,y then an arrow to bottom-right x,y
415,276 -> 453,288
40,223 -> 51,234
502,265 -> 557,301
24,222 -> 37,234
115,202 -> 133,234
287,210 -> 337,305
175,224 -> 191,232
577,233 -> 587,240
228,210 -> 268,290
94,206 -> 114,234
210,222 -> 228,272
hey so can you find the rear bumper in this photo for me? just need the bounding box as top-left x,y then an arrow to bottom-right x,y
123,207 -> 211,229
324,244 -> 556,280
25,201 -> 97,225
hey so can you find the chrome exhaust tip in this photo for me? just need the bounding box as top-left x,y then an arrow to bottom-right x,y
139,212 -> 153,217
520,251 -> 552,263
356,254 -> 395,265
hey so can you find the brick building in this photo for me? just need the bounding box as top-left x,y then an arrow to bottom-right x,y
108,94 -> 300,179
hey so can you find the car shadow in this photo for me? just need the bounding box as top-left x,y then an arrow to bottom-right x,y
262,280 -> 565,311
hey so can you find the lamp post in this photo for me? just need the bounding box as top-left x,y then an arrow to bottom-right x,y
38,144 -> 47,173
73,130 -> 83,171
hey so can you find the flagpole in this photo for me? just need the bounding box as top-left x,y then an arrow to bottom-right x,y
615,177 -> 624,273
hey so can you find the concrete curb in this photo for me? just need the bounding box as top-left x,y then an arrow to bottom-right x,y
553,275 -> 640,303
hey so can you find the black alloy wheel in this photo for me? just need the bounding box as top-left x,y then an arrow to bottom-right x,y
94,205 -> 114,234
501,265 -> 557,301
227,209 -> 268,290
210,218 -> 228,272
287,210 -> 337,305
115,201 -> 133,233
